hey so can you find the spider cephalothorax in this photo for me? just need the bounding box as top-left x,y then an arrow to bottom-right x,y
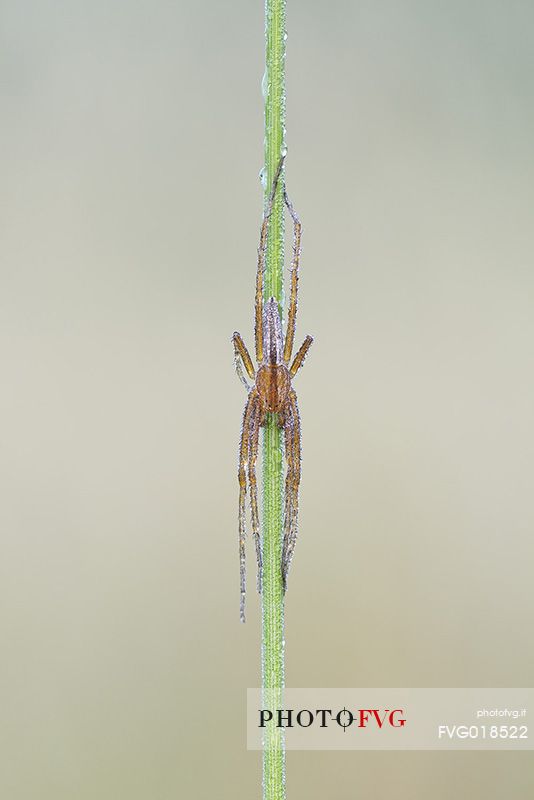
233,157 -> 313,622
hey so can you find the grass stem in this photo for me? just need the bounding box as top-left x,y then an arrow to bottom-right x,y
261,0 -> 286,797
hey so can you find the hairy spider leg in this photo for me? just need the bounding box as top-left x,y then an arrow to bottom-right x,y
282,389 -> 302,588
281,407 -> 296,588
290,335 -> 313,378
280,392 -> 298,587
284,390 -> 301,587
282,189 -> 302,364
248,396 -> 263,593
232,331 -> 255,390
289,389 -> 302,565
238,390 -> 258,622
255,155 -> 286,363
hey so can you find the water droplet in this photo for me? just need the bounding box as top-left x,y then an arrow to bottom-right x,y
283,32 -> 288,41
281,147 -> 288,158
261,70 -> 269,98
259,167 -> 267,188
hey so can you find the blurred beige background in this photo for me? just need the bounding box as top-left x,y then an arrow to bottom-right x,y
2,1 -> 534,797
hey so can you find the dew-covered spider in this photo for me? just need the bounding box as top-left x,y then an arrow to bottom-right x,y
233,157 -> 313,622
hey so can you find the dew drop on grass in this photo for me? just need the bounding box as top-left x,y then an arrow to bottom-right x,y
261,69 -> 269,98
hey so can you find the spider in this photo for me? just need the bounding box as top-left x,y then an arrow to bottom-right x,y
233,156 -> 313,622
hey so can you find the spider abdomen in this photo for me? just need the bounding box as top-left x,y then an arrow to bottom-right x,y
256,364 -> 291,414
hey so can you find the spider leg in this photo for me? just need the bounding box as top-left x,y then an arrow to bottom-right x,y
282,189 -> 302,364
248,398 -> 263,593
232,331 -> 255,390
281,408 -> 295,588
290,335 -> 313,378
255,155 -> 286,363
238,390 -> 258,622
282,389 -> 301,589
286,391 -> 302,586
